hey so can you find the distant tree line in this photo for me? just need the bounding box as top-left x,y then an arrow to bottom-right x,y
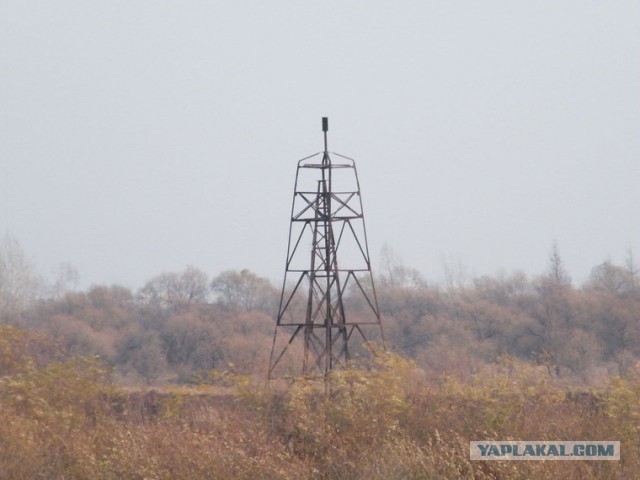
1,235 -> 638,384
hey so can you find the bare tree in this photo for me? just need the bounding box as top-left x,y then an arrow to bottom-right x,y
625,248 -> 638,292
210,269 -> 277,313
50,262 -> 80,299
441,254 -> 470,292
586,260 -> 634,295
138,266 -> 209,309
547,240 -> 571,285
0,234 -> 41,316
378,244 -> 427,289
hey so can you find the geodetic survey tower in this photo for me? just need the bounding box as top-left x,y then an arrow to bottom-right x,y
268,118 -> 384,382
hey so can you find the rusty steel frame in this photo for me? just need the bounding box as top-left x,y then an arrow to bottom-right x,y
268,118 -> 384,384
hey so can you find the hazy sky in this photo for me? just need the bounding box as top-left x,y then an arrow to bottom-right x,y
2,1 -> 639,289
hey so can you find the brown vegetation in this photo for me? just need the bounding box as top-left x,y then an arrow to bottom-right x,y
0,327 -> 638,479
1,241 -> 639,478
1,257 -> 636,385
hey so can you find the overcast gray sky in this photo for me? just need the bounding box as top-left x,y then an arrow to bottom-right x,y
2,1 -> 639,289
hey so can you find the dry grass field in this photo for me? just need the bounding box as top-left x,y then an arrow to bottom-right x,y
1,325 -> 638,479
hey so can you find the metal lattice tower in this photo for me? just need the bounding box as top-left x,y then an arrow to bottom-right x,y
268,118 -> 384,383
